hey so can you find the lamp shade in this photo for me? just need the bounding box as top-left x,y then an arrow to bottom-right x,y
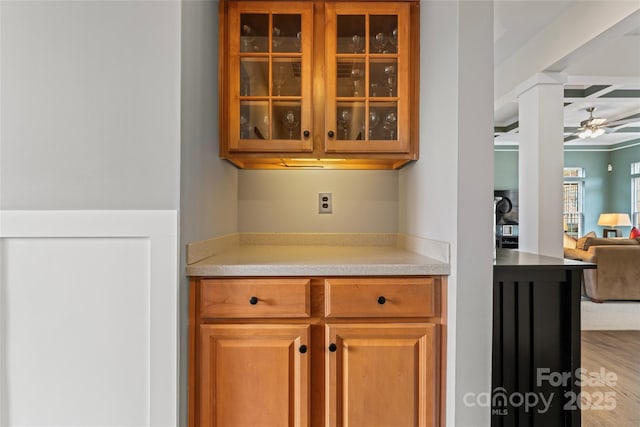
597,213 -> 632,227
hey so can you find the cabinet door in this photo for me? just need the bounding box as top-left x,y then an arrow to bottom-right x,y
226,2 -> 314,152
199,324 -> 310,427
326,323 -> 438,427
324,2 -> 412,154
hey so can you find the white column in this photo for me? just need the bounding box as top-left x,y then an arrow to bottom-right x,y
400,1 -> 494,425
517,73 -> 566,258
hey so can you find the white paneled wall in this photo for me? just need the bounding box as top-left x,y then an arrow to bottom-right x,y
0,211 -> 178,427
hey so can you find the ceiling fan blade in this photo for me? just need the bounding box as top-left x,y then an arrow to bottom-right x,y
590,118 -> 607,126
606,117 -> 640,127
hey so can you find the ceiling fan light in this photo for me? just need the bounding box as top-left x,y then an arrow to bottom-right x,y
592,128 -> 605,138
579,129 -> 592,138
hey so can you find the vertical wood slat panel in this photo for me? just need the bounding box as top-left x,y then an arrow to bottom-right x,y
568,270 -> 582,427
491,281 -> 504,427
492,267 -> 582,427
516,280 -> 532,427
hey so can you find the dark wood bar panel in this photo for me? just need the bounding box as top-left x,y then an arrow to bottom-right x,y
492,250 -> 595,427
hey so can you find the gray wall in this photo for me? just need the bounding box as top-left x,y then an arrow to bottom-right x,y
494,149 -> 518,190
0,0 -> 181,209
180,1 -> 238,426
180,0 -> 238,242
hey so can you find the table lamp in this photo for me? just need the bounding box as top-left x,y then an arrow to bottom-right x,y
597,213 -> 632,237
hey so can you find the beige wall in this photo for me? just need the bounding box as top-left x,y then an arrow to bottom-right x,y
238,170 -> 399,233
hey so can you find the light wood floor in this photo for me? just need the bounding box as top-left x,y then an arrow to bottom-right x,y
581,331 -> 640,427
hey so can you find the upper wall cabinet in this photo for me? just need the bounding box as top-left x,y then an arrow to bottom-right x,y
224,2 -> 314,153
219,1 -> 419,170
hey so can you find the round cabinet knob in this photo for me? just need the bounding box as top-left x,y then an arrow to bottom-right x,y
249,296 -> 258,305
328,343 -> 337,352
303,130 -> 310,138
377,296 -> 386,305
299,345 -> 308,354
327,130 -> 335,138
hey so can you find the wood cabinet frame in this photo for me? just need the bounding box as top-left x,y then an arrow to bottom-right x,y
218,0 -> 420,170
189,276 -> 447,427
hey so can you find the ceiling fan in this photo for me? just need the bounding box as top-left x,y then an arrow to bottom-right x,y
576,107 -> 609,139
573,107 -> 639,139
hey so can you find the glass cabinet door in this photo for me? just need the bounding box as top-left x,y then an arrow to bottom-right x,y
325,3 -> 410,153
228,2 -> 313,152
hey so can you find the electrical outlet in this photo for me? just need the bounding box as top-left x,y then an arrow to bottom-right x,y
318,192 -> 332,214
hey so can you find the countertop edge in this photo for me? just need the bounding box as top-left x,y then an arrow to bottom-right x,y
494,249 -> 596,269
186,263 -> 451,277
186,233 -> 450,263
185,233 -> 451,277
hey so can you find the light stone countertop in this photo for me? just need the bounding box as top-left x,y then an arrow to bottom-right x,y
186,233 -> 450,277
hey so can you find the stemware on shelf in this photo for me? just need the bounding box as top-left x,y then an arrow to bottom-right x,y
383,111 -> 397,140
337,109 -> 352,140
373,32 -> 388,53
295,31 -> 302,51
350,34 -> 363,54
282,110 -> 300,140
351,67 -> 362,96
272,26 -> 282,50
241,24 -> 255,52
370,81 -> 379,97
273,64 -> 288,96
390,28 -> 398,51
240,64 -> 250,96
240,114 -> 251,139
384,65 -> 396,97
369,111 -> 381,139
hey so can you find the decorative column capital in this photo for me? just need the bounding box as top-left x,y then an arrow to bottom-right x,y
516,72 -> 568,98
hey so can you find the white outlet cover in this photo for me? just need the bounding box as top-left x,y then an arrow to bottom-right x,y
318,192 -> 332,214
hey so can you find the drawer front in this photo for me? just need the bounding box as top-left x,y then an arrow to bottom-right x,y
325,277 -> 436,318
200,279 -> 310,318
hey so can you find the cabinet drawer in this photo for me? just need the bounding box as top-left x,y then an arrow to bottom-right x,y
324,278 -> 436,318
200,279 -> 310,318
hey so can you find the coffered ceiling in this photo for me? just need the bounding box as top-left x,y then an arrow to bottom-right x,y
493,0 -> 640,147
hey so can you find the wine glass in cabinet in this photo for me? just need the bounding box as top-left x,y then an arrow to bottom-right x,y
225,2 -> 313,153
325,2 -> 412,155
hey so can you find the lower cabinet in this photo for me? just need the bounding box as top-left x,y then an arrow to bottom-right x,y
198,324 -> 310,427
327,323 -> 438,426
189,276 -> 446,427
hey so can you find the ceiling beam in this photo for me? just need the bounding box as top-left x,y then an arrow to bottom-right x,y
495,4 -> 640,108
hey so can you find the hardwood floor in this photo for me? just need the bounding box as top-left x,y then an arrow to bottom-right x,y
581,331 -> 640,427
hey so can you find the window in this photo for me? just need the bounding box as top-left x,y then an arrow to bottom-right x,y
632,162 -> 640,227
563,167 -> 584,238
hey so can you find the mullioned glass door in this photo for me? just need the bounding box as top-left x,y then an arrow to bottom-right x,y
325,2 -> 411,154
228,2 -> 313,152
